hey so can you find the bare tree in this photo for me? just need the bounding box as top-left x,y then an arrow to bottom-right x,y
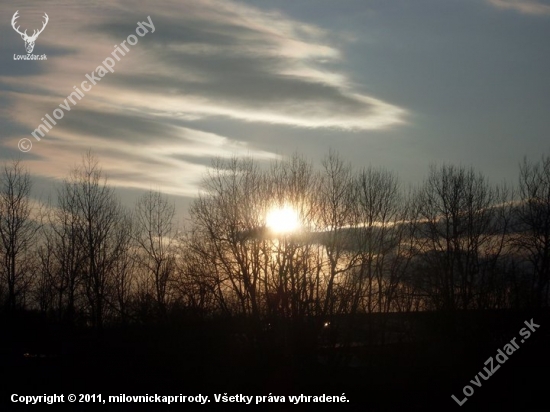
515,154 -> 550,308
189,157 -> 268,319
413,164 -> 509,311
353,167 -> 403,314
0,160 -> 39,312
173,230 -> 222,317
38,183 -> 87,324
314,151 -> 359,320
65,151 -> 130,329
262,154 -> 319,321
133,190 -> 177,317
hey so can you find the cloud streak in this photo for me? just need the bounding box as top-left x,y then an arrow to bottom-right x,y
88,0 -> 406,130
487,0 -> 550,16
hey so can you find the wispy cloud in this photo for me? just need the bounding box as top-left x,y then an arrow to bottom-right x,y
487,0 -> 550,16
0,0 -> 406,197
86,0 -> 407,130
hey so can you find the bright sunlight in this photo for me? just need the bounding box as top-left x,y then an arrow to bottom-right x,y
266,205 -> 300,234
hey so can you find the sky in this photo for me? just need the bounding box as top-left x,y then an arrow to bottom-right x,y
1,0 -> 549,216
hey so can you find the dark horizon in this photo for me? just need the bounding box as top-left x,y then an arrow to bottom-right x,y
1,148 -> 550,410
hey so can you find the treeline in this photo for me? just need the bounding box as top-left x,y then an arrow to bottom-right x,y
0,150 -> 549,330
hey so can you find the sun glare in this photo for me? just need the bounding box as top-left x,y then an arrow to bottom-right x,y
266,206 -> 300,234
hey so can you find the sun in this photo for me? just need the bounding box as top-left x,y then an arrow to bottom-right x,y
266,205 -> 300,234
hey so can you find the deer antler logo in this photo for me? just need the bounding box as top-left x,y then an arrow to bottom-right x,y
11,10 -> 49,54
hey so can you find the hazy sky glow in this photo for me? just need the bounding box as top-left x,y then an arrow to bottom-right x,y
1,0 -> 549,213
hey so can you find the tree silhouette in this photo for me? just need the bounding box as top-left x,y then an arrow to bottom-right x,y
0,160 -> 39,313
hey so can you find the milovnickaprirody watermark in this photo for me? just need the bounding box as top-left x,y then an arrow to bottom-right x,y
451,318 -> 540,406
18,16 -> 155,153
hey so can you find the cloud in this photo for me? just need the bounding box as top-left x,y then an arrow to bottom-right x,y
4,93 -> 278,196
0,0 -> 406,199
487,0 -> 550,15
83,0 -> 406,130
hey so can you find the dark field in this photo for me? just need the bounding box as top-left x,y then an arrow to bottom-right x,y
2,309 -> 549,411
